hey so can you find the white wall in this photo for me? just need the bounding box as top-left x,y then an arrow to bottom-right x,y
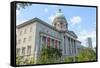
0,0 -> 99,68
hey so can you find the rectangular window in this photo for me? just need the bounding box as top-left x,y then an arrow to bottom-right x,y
22,47 -> 25,56
18,39 -> 21,44
42,36 -> 46,47
16,48 -> 20,56
30,27 -> 32,32
24,29 -> 27,34
55,40 -> 57,48
23,38 -> 26,42
27,46 -> 31,55
51,39 -> 54,47
19,31 -> 22,36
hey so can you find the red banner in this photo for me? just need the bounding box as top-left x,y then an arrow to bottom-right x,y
55,40 -> 57,48
47,37 -> 50,48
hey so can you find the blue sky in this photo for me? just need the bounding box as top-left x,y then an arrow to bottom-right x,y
16,3 -> 96,48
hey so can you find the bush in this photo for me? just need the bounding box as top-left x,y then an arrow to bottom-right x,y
37,46 -> 62,64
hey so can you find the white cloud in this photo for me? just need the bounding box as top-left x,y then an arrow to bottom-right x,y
44,8 -> 48,13
78,30 -> 96,47
70,16 -> 82,25
48,15 -> 55,22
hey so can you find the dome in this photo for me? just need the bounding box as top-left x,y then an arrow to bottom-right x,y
53,9 -> 67,24
52,9 -> 68,31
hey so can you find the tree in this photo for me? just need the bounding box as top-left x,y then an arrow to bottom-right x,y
16,56 -> 22,65
16,3 -> 32,10
64,56 -> 74,62
38,46 -> 62,64
64,48 -> 96,62
16,56 -> 34,65
24,57 -> 34,65
76,48 -> 96,62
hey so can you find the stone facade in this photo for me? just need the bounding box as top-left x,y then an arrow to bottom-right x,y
16,9 -> 81,64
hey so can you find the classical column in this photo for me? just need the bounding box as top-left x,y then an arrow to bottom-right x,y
40,36 -> 42,51
46,37 -> 47,48
65,37 -> 69,56
71,39 -> 73,55
72,40 -> 74,56
70,38 -> 72,55
74,40 -> 77,55
68,38 -> 71,55
73,40 -> 76,62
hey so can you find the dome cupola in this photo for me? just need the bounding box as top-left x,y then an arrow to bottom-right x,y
53,9 -> 68,31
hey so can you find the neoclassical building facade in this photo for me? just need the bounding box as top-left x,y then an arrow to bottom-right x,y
16,9 -> 81,64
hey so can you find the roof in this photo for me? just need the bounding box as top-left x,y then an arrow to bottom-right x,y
17,17 -> 78,39
17,17 -> 60,32
68,31 -> 78,38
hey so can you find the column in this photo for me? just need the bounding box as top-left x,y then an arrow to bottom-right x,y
68,38 -> 71,55
46,37 -> 47,48
71,39 -> 73,55
65,37 -> 69,56
72,40 -> 75,56
70,38 -> 72,55
64,37 -> 66,55
40,36 -> 42,51
74,40 -> 77,55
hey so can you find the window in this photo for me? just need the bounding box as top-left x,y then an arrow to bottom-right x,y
18,39 -> 21,44
60,23 -> 63,28
27,46 -> 31,55
42,36 -> 46,47
23,38 -> 26,42
51,39 -> 54,47
19,31 -> 22,36
30,27 -> 32,32
22,47 -> 25,56
24,29 -> 27,34
16,48 -> 20,56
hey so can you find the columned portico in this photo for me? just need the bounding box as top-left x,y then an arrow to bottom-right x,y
40,33 -> 61,52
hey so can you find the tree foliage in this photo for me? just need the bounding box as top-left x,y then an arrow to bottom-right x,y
77,48 -> 96,62
64,56 -> 74,62
16,56 -> 22,65
16,56 -> 34,65
38,46 -> 62,64
16,3 -> 32,10
64,48 -> 96,63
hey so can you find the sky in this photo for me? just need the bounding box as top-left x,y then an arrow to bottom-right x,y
16,3 -> 96,48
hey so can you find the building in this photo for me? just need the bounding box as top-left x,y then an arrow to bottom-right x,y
86,37 -> 93,48
16,9 -> 81,64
